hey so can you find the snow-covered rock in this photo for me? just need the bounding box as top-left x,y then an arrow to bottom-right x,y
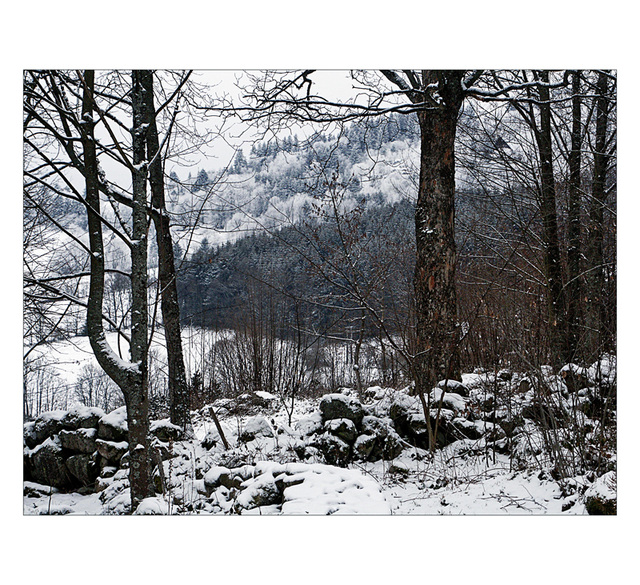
238,415 -> 275,442
319,393 -> 365,427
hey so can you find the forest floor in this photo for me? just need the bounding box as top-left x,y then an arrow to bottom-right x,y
23,383 -> 617,516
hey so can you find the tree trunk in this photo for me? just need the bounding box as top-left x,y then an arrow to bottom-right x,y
566,70 -> 582,361
413,73 -> 464,396
138,70 -> 193,437
586,70 -> 612,357
80,70 -> 153,509
128,70 -> 154,507
535,71 -> 567,367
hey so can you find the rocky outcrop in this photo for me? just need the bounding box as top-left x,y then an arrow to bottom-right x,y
24,405 -> 175,494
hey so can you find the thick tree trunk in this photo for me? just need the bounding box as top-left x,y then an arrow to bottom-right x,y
566,71 -> 582,361
139,71 -> 193,437
413,75 -> 464,396
535,71 -> 568,367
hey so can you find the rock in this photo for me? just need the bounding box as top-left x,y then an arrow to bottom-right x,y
96,439 -> 129,463
203,466 -> 242,493
310,432 -> 351,467
295,413 -> 323,437
361,415 -> 391,437
356,415 -> 405,461
388,461 -> 410,476
251,391 -> 278,408
58,428 -> 98,454
354,434 -> 377,461
234,474 -> 282,511
324,418 -> 358,444
451,418 -> 484,440
430,388 -> 466,412
238,415 -> 275,442
23,422 -> 39,449
62,405 -> 104,430
273,473 -> 305,493
134,497 -> 170,515
319,393 -> 365,427
150,419 -> 182,442
497,369 -> 513,381
436,379 -> 469,397
32,411 -> 67,444
65,453 -> 99,487
101,466 -> 117,478
201,430 -> 220,450
24,481 -> 59,498
119,451 -> 130,468
28,437 -> 73,489
98,407 -> 129,442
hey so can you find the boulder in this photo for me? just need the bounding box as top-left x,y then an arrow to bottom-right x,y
150,419 -> 182,442
354,434 -> 378,461
28,437 -> 73,489
234,474 -> 282,512
23,422 -> 38,449
324,418 -> 358,444
201,429 -> 221,450
97,406 -> 128,442
65,453 -> 99,487
436,379 -> 469,397
59,428 -> 98,454
319,393 -> 364,427
310,432 -> 351,467
295,413 -> 323,437
352,416 -> 405,461
24,481 -> 59,498
204,466 -> 243,493
32,411 -> 67,444
96,439 -> 129,464
559,363 -> 590,393
62,406 -> 104,430
238,416 -> 275,442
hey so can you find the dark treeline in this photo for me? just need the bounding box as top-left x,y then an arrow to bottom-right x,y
177,198 -> 416,338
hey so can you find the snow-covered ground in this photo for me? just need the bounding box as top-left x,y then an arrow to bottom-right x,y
23,386 -> 616,517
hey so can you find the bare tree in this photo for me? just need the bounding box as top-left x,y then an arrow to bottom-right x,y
23,69 -> 202,507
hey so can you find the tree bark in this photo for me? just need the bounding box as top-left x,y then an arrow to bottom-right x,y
534,71 -> 567,367
586,70 -> 612,356
566,71 -> 582,361
79,70 -> 154,509
127,70 -> 154,507
412,72 -> 464,395
138,70 -> 193,437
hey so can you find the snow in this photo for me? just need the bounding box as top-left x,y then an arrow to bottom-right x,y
100,406 -> 128,431
23,348 -> 617,518
134,497 -> 171,515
